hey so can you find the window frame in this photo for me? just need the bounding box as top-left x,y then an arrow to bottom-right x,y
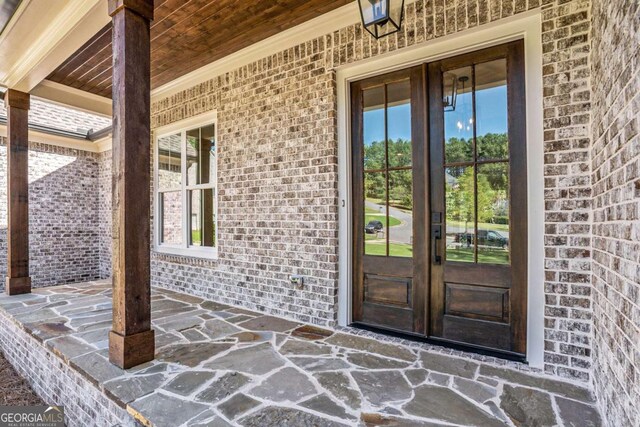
153,111 -> 218,259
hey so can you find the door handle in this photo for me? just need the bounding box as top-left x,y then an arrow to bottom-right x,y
432,225 -> 442,265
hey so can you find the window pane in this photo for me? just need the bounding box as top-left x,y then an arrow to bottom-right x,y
190,189 -> 216,247
477,162 -> 509,264
444,66 -> 473,163
445,166 -> 475,263
388,170 -> 412,257
187,125 -> 217,185
387,80 -> 412,168
364,171 -> 387,256
158,133 -> 182,190
363,86 -> 385,171
476,59 -> 509,161
160,191 -> 182,245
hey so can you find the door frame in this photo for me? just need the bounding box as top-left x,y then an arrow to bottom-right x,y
336,10 -> 545,368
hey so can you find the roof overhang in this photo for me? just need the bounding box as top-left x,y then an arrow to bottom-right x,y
0,0 -> 108,92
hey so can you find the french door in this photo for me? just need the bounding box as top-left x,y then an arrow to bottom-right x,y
351,41 -> 527,356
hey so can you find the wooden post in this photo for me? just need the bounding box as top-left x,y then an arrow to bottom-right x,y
5,89 -> 31,296
108,0 -> 155,369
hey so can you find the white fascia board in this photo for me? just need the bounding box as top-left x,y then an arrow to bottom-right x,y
0,124 -> 102,153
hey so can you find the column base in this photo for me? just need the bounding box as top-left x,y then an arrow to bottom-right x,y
109,329 -> 155,369
5,276 -> 31,295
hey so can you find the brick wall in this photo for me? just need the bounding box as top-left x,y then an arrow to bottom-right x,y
97,150 -> 112,279
0,313 -> 134,427
0,140 -> 101,289
590,0 -> 639,424
143,0 -> 596,382
540,0 -> 593,382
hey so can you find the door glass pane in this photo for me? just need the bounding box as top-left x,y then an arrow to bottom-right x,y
190,189 -> 216,247
476,59 -> 508,161
187,125 -> 217,185
160,191 -> 182,245
445,166 -> 475,262
444,66 -> 473,163
387,80 -> 412,168
363,86 -> 385,171
364,171 -> 387,256
158,133 -> 182,190
388,170 -> 413,257
477,162 -> 509,264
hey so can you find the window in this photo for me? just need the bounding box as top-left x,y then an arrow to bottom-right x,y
155,117 -> 217,258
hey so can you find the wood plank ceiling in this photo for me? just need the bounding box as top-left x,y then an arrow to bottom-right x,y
47,0 -> 352,98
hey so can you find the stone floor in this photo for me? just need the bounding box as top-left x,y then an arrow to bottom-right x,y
0,280 -> 602,427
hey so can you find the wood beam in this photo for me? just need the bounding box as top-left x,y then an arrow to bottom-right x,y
5,89 -> 31,296
108,0 -> 155,369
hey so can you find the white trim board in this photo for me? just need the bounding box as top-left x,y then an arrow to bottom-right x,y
336,10 -> 544,368
0,125 -> 104,153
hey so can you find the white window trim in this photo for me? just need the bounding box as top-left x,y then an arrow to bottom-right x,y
153,111 -> 219,260
336,10 -> 544,368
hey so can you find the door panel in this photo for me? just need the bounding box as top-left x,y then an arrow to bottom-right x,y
429,41 -> 527,355
352,66 -> 427,335
351,40 -> 527,357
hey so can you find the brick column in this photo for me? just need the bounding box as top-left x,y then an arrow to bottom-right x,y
108,0 -> 155,369
4,89 -> 31,296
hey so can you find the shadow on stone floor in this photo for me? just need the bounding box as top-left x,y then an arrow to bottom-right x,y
0,280 -> 602,427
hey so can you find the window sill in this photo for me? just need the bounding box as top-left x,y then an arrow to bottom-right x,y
153,245 -> 218,260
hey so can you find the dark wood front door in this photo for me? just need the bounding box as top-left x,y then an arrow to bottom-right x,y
352,40 -> 527,357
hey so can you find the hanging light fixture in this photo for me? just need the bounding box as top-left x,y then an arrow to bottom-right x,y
358,0 -> 405,39
443,73 -> 458,112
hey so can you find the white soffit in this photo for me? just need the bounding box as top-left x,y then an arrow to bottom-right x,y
0,0 -> 108,93
31,80 -> 112,117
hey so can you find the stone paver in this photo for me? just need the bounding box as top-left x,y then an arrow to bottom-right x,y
197,372 -> 251,403
217,393 -> 260,420
556,396 -> 603,427
352,370 -> 412,406
0,281 -> 602,427
239,407 -> 349,427
164,371 -> 216,396
249,367 -> 316,402
203,343 -> 285,375
237,315 -> 300,332
104,373 -> 165,404
128,392 -> 209,427
500,385 -> 557,426
157,342 -> 232,367
300,394 -> 357,421
421,351 -> 479,379
404,385 -> 505,426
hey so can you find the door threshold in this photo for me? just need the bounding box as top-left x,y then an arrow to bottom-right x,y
350,322 -> 527,364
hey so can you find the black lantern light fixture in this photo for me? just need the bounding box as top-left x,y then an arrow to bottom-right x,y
358,0 -> 405,39
443,73 -> 458,112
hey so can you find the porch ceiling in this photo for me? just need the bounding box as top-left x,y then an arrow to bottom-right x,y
47,0 -> 352,98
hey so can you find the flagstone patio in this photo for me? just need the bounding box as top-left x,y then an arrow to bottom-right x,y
0,281 -> 602,427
